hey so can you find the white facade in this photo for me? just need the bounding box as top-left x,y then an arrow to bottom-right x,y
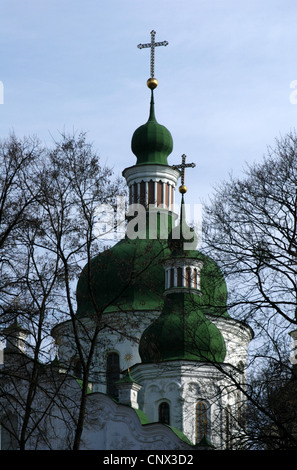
51,301 -> 253,449
0,345 -> 194,450
131,361 -> 243,449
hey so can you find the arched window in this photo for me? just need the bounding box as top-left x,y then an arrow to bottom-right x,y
133,182 -> 138,203
140,181 -> 146,206
185,267 -> 191,287
106,352 -> 120,399
157,181 -> 163,206
177,267 -> 183,287
193,268 -> 198,289
148,180 -> 155,205
196,401 -> 208,443
170,268 -> 175,287
225,405 -> 232,450
165,183 -> 169,207
159,402 -> 170,425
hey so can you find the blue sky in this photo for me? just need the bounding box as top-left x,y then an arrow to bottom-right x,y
1,0 -> 297,209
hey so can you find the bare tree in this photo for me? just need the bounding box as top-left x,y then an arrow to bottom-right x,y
202,130 -> 297,448
0,133 -> 43,315
0,131 -> 127,449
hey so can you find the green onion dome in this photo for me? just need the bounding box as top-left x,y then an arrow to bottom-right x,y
131,90 -> 173,166
139,291 -> 226,363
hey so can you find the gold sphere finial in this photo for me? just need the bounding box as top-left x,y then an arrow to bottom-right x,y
125,353 -> 132,372
179,184 -> 187,194
147,77 -> 158,89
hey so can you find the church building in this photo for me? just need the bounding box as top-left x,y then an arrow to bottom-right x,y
0,31 -> 254,450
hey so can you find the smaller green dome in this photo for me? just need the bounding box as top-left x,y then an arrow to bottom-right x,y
131,90 -> 173,165
139,292 -> 226,364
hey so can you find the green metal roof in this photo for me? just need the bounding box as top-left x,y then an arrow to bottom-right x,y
76,235 -> 171,317
76,233 -> 229,320
139,291 -> 226,364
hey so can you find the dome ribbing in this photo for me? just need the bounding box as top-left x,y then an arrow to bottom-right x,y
131,90 -> 173,165
139,291 -> 226,363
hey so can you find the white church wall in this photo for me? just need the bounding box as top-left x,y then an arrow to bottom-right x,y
208,315 -> 253,369
131,360 -> 243,449
81,393 -> 194,450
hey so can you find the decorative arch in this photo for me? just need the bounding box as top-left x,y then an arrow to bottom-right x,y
195,400 -> 208,443
158,401 -> 170,425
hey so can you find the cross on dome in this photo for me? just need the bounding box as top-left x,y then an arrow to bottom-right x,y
172,154 -> 196,193
137,30 -> 168,89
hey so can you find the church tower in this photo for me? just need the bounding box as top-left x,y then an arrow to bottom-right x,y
52,31 -> 253,449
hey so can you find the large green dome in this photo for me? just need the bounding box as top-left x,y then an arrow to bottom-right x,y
76,235 -> 230,319
76,236 -> 170,317
131,90 -> 173,166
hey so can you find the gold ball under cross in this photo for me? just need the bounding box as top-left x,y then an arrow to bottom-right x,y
147,78 -> 158,89
179,184 -> 187,194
